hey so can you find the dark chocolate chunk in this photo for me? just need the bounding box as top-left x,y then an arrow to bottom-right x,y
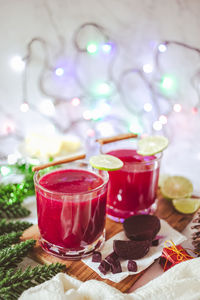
105,251 -> 118,264
113,239 -> 150,260
127,260 -> 137,272
92,251 -> 102,262
152,239 -> 159,246
110,259 -> 122,274
123,215 -> 161,241
98,260 -> 110,275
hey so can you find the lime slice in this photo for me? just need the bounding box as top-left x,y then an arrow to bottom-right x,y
172,198 -> 200,214
137,135 -> 169,156
161,176 -> 193,199
158,174 -> 170,188
89,154 -> 123,171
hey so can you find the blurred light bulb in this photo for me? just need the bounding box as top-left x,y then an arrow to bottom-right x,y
87,43 -> 98,54
39,99 -> 55,116
2,120 -> 15,134
144,103 -> 152,112
87,128 -> 95,137
173,103 -> 182,113
102,43 -> 112,53
153,121 -> 162,131
142,64 -> 153,74
95,82 -> 111,96
0,166 -> 11,176
158,44 -> 167,52
71,97 -> 80,106
159,115 -> 168,124
192,107 -> 198,114
10,55 -> 25,72
55,67 -> 64,76
20,102 -> 29,112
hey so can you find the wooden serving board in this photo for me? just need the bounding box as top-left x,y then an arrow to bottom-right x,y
21,191 -> 195,293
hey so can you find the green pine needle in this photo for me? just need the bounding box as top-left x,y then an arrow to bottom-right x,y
0,219 -> 32,235
0,231 -> 22,250
0,239 -> 36,269
0,202 -> 30,219
0,263 -> 66,300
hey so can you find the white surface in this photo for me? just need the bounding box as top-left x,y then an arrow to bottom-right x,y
82,220 -> 186,283
19,258 -> 200,300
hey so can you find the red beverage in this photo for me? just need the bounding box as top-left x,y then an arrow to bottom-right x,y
34,165 -> 108,259
106,149 -> 161,221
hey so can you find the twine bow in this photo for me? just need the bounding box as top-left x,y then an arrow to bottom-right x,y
163,240 -> 195,271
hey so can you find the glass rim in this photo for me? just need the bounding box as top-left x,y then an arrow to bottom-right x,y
34,162 -> 109,197
101,148 -> 163,165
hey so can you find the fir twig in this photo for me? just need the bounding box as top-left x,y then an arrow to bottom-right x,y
0,239 -> 36,269
0,263 -> 66,300
0,202 -> 30,219
0,219 -> 32,235
0,231 -> 22,250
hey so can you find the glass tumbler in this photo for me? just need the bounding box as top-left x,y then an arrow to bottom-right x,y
34,161 -> 108,259
101,138 -> 162,222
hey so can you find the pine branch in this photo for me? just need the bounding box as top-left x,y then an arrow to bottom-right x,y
0,239 -> 36,269
0,202 -> 30,219
0,263 -> 66,300
0,231 -> 22,250
0,219 -> 32,235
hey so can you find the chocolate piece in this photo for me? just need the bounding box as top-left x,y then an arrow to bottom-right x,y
92,251 -> 102,262
110,259 -> 122,274
98,260 -> 110,275
113,239 -> 150,260
152,239 -> 159,246
123,215 -> 160,241
105,252 -> 118,264
127,260 -> 137,272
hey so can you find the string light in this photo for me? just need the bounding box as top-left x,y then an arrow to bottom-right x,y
144,103 -> 152,112
0,166 -> 11,176
153,120 -> 162,131
55,67 -> 64,76
158,44 -> 167,53
71,97 -> 80,106
173,103 -> 182,112
161,75 -> 175,91
102,43 -> 112,53
94,82 -> 112,96
142,64 -> 153,74
2,120 -> 15,135
192,107 -> 198,114
87,128 -> 95,137
10,55 -> 25,72
159,115 -> 168,124
87,43 -> 98,54
20,102 -> 29,113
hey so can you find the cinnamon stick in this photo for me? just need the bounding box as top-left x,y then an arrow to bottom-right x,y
32,154 -> 86,172
96,133 -> 138,145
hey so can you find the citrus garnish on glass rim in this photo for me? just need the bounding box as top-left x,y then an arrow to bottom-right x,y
137,135 -> 169,156
89,154 -> 123,171
172,198 -> 200,214
161,175 -> 193,199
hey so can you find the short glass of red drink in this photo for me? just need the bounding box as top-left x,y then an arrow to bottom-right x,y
101,139 -> 162,222
34,161 -> 108,259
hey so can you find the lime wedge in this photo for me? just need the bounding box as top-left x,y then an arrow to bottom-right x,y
172,198 -> 200,214
89,154 -> 123,171
137,135 -> 169,156
161,176 -> 193,199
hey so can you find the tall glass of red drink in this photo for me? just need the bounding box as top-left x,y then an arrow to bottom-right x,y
34,161 -> 108,259
101,139 -> 162,222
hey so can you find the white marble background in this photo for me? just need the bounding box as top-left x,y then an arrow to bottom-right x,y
0,0 -> 200,191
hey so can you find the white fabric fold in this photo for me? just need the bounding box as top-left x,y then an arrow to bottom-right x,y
20,257 -> 200,300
